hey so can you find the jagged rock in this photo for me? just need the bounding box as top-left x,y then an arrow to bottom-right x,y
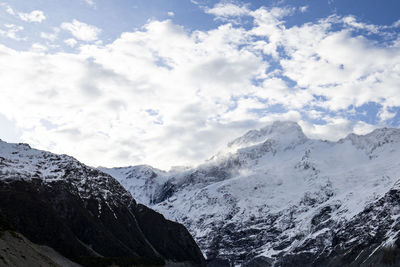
135,204 -> 206,266
103,121 -> 400,266
0,140 -> 205,266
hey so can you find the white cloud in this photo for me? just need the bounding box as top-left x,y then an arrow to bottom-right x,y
61,19 -> 101,41
30,43 -> 48,52
168,11 -> 175,17
0,19 -> 266,168
64,38 -> 78,47
299,6 -> 308,13
4,5 -> 15,15
18,10 -> 46,23
0,24 -> 25,40
84,0 -> 95,6
378,107 -> 397,121
299,118 -> 377,141
1,3 -> 46,23
342,15 -> 380,33
206,2 -> 250,18
0,3 -> 15,15
0,5 -> 399,170
280,27 -> 400,110
40,28 -> 60,41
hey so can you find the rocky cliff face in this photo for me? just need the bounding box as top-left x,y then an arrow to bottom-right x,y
0,140 -> 205,267
102,121 -> 400,266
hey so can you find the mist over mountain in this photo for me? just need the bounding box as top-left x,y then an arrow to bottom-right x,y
1,0 -> 400,266
101,121 -> 400,266
2,121 -> 400,266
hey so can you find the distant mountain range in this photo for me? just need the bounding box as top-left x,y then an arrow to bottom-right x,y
0,139 -> 205,266
2,121 -> 400,266
100,121 -> 400,266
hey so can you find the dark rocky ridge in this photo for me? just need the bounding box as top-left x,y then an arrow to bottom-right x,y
0,140 -> 205,267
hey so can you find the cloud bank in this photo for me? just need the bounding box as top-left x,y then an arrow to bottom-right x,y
0,3 -> 400,169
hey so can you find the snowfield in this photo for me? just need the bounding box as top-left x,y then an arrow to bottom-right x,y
101,121 -> 400,265
3,121 -> 400,265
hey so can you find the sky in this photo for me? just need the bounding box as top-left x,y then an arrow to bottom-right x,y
0,0 -> 400,170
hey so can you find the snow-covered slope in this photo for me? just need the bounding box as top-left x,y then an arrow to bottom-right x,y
103,121 -> 400,266
97,165 -> 167,205
0,139 -> 206,266
0,140 -> 133,209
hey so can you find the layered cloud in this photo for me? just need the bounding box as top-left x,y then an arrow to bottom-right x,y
0,2 -> 399,169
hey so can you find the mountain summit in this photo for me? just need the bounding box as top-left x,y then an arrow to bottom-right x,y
103,121 -> 400,266
227,121 -> 307,150
0,140 -> 205,266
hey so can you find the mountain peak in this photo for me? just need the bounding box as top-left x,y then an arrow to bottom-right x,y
227,121 -> 307,149
342,126 -> 400,154
0,139 -> 206,266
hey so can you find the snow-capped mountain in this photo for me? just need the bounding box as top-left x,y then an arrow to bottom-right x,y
0,139 -> 205,266
102,121 -> 400,266
99,164 -> 168,205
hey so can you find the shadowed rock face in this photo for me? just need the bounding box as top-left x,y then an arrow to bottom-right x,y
0,140 -> 205,267
273,186 -> 400,267
0,179 -> 160,264
242,256 -> 273,267
0,179 -> 205,266
102,122 -> 400,266
135,204 -> 206,265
